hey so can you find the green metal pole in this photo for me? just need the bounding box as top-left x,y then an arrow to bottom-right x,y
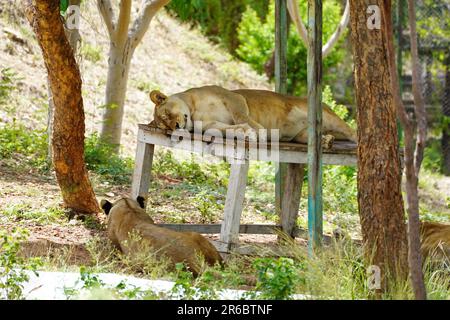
307,0 -> 323,253
275,0 -> 288,216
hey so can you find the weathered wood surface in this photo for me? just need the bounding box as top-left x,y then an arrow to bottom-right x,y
131,129 -> 155,200
274,0 -> 289,219
307,0 -> 324,251
280,163 -> 305,238
220,162 -> 250,251
137,125 -> 358,165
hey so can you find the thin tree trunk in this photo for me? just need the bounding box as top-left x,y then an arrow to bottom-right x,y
443,54 -> 450,176
382,0 -> 427,299
349,0 -> 408,293
25,0 -> 100,214
97,0 -> 170,150
405,0 -> 427,299
99,44 -> 132,148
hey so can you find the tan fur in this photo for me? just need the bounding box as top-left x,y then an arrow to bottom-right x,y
149,85 -> 356,145
420,221 -> 450,261
103,198 -> 222,276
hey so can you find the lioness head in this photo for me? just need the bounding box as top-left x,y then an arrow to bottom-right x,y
150,90 -> 192,131
100,196 -> 152,223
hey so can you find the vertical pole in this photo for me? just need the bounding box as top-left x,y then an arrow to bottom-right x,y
274,0 -> 288,216
307,0 -> 323,253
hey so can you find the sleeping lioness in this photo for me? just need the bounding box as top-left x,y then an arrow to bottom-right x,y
101,197 -> 222,276
149,85 -> 356,147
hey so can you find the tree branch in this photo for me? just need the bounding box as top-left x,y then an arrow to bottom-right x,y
407,0 -> 427,176
129,0 -> 171,50
288,0 -> 349,58
322,0 -> 349,57
287,0 -> 307,44
116,0 -> 132,46
97,0 -> 115,39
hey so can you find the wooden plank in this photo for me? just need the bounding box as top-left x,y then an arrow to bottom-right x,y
274,0 -> 289,218
307,0 -> 323,253
159,223 -> 279,234
131,129 -> 155,202
280,163 -> 305,238
139,125 -> 358,155
157,223 -> 335,245
220,161 -> 250,251
138,126 -> 357,165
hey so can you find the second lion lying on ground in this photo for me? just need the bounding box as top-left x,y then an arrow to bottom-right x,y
149,85 -> 356,148
101,196 -> 222,276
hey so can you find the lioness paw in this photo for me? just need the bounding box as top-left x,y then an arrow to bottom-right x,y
322,134 -> 335,150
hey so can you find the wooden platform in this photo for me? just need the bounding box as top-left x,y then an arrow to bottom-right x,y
131,124 -> 358,253
136,125 -> 357,165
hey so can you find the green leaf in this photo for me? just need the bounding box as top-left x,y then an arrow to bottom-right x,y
60,0 -> 69,14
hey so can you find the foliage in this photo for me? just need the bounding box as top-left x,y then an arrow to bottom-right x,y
84,132 -> 133,184
152,150 -> 229,188
1,204 -> 67,225
236,0 -> 345,95
0,228 -> 42,300
81,43 -> 102,63
168,0 -> 270,52
323,85 -> 356,128
170,263 -> 220,300
0,121 -> 48,170
192,190 -> 223,223
0,68 -> 17,104
422,138 -> 443,173
244,257 -> 299,300
64,266 -> 159,300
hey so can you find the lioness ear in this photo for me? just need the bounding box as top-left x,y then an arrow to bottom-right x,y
150,90 -> 168,105
100,199 -> 113,215
136,196 -> 146,209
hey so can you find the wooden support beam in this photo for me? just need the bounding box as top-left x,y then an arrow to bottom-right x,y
219,161 -> 249,251
274,0 -> 288,217
131,129 -> 155,201
307,0 -> 323,253
280,163 -> 305,238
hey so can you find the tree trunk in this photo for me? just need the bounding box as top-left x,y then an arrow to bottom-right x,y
46,0 -> 81,167
404,0 -> 427,299
349,0 -> 408,292
25,0 -> 100,214
99,44 -> 133,148
442,54 -> 450,176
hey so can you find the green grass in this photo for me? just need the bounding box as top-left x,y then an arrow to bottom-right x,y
0,204 -> 67,225
0,121 -> 49,171
84,133 -> 134,184
81,43 -> 102,63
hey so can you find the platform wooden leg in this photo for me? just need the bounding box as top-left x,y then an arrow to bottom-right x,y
279,163 -> 305,238
219,161 -> 249,252
131,138 -> 155,202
